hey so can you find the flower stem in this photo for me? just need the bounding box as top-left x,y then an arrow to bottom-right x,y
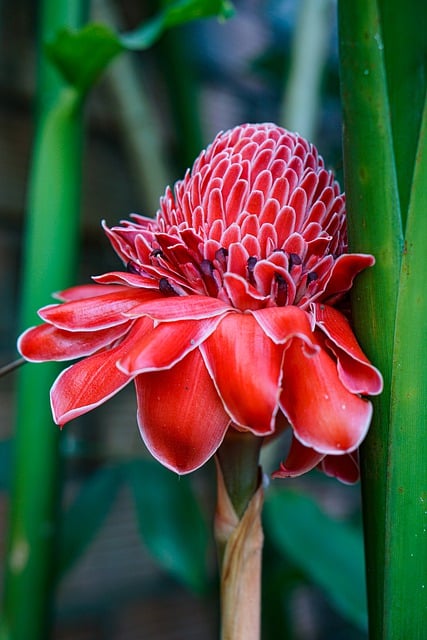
216,431 -> 262,520
215,431 -> 264,640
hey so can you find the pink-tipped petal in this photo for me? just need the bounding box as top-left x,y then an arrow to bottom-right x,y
135,349 -> 230,474
118,315 -> 224,374
312,303 -> 383,395
200,312 -> 283,434
280,338 -> 373,454
223,272 -> 268,310
51,347 -> 132,425
93,271 -> 159,289
252,305 -> 318,350
54,283 -> 125,301
39,289 -> 161,331
124,294 -> 232,321
322,253 -> 375,302
319,452 -> 360,484
18,322 -> 130,362
272,436 -> 325,479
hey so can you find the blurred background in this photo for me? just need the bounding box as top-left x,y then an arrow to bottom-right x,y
0,1 -> 367,638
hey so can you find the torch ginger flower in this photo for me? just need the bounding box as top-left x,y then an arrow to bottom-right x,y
18,123 -> 382,482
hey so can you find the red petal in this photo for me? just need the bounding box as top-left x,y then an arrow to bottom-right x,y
18,322 -> 130,362
124,294 -> 232,321
322,253 -> 375,302
319,452 -> 360,484
223,273 -> 268,311
252,305 -> 317,349
280,338 -> 373,454
312,303 -> 383,394
51,346 -> 131,425
93,271 -> 159,289
200,312 -> 283,435
39,289 -> 161,330
55,283 -> 125,301
272,436 -> 324,478
135,349 -> 230,474
118,316 -> 224,374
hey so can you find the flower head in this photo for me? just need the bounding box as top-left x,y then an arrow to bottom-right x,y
19,123 -> 382,481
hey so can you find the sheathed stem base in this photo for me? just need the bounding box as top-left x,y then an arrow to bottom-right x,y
215,432 -> 264,640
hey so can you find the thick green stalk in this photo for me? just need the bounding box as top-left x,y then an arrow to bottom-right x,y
337,1 -> 403,636
384,93 -> 427,637
1,2 -> 86,638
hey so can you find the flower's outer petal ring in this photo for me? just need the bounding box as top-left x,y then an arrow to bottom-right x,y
280,338 -> 373,454
50,317 -> 155,423
319,452 -> 360,484
18,323 -> 130,362
135,349 -> 230,474
118,315 -> 225,374
272,436 -> 324,478
124,295 -> 232,322
39,289 -> 162,331
51,347 -> 131,425
200,312 -> 283,435
312,303 -> 383,395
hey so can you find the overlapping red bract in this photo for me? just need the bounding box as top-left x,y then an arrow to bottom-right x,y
19,123 -> 382,480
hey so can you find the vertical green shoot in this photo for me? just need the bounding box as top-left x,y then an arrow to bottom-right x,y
1,2 -> 86,639
337,1 -> 402,636
339,1 -> 427,637
384,93 -> 427,638
378,0 -> 427,222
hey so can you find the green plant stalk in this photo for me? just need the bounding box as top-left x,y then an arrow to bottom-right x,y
337,1 -> 403,636
2,90 -> 84,640
384,93 -> 427,638
378,0 -> 427,223
1,4 -> 86,639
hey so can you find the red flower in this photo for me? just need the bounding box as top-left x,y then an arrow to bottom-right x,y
18,123 -> 382,481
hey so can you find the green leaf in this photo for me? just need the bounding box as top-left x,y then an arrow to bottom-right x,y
0,439 -> 11,491
119,0 -> 234,50
383,93 -> 427,638
45,23 -> 124,96
57,464 -> 123,579
126,458 -> 211,593
264,488 -> 367,631
45,0 -> 234,96
378,0 -> 427,222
